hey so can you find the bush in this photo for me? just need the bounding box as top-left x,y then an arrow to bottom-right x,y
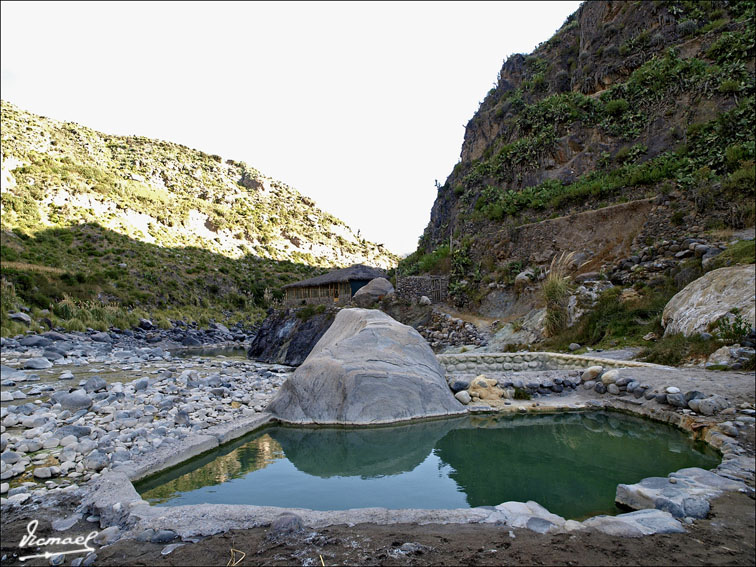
640,334 -> 721,366
719,79 -> 742,94
677,20 -> 698,36
513,387 -> 531,400
605,98 -> 629,117
705,239 -> 756,271
296,303 -> 326,320
542,252 -> 574,337
715,309 -> 753,343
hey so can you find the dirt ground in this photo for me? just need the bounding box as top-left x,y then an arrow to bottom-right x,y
1,490 -> 753,567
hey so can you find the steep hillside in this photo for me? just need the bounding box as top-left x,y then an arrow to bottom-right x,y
403,0 -> 754,309
0,101 -> 397,332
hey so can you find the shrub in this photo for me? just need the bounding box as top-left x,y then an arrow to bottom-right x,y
677,20 -> 698,36
605,98 -> 629,117
542,252 -> 575,337
640,334 -> 720,366
670,210 -> 686,225
719,79 -> 742,94
715,309 -> 753,343
513,387 -> 531,400
296,303 -> 326,320
723,163 -> 755,194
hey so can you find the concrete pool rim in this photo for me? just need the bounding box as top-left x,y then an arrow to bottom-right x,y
80,397 -> 751,541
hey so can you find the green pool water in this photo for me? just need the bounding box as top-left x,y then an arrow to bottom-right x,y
135,412 -> 720,520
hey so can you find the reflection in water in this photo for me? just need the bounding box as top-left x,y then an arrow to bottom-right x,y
136,412 -> 720,518
269,417 -> 463,478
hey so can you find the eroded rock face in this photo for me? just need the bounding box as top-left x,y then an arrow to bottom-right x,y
266,308 -> 465,424
662,265 -> 755,337
247,308 -> 337,366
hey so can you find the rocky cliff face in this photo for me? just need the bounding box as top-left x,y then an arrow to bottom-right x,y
247,307 -> 336,366
406,0 -> 754,309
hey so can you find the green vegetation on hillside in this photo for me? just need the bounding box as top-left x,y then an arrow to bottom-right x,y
0,101 -> 397,335
401,0 -> 755,318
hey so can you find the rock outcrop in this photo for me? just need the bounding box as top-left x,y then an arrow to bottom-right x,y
247,308 -> 336,366
266,308 -> 465,424
351,277 -> 394,307
661,265 -> 755,337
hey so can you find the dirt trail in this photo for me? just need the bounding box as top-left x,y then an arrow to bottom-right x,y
433,304 -> 497,334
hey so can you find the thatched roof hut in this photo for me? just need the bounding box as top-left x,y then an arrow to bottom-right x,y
283,264 -> 386,305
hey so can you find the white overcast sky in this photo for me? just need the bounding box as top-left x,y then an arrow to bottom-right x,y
1,1 -> 581,255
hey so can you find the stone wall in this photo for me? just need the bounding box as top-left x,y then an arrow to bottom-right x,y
397,275 -> 449,303
438,352 -> 664,374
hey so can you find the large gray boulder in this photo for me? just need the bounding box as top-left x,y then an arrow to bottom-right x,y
662,265 -> 755,337
352,277 -> 394,307
267,308 -> 465,425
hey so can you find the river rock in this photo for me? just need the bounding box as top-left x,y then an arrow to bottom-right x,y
454,390 -> 471,404
662,265 -> 755,336
666,393 -> 687,408
581,509 -> 685,537
90,332 -> 112,343
582,367 -> 603,383
58,391 -> 93,411
267,308 -> 465,424
448,377 -> 471,393
20,336 -> 52,347
84,376 -> 108,393
601,369 -> 620,385
24,357 -> 53,370
352,277 -> 394,307
9,312 -> 31,324
692,394 -> 730,416
84,450 -> 108,471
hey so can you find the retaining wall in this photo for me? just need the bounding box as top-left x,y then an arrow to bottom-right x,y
438,352 -> 665,374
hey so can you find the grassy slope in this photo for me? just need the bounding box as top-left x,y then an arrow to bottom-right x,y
0,102 -> 398,335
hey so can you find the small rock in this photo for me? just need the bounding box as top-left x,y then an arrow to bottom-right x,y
58,391 -> 93,412
94,526 -> 120,545
9,312 -> 31,324
581,366 -> 603,382
150,529 -> 178,544
666,393 -> 687,408
90,332 -> 112,343
455,391 -> 472,405
83,376 -> 107,393
601,369 -> 619,385
24,358 -> 53,370
267,513 -> 304,539
33,467 -> 52,479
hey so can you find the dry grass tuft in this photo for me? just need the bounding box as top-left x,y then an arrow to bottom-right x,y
542,251 -> 576,337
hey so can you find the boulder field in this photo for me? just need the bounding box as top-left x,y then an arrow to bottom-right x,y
267,308 -> 466,424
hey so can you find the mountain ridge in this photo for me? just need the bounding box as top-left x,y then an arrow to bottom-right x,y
0,100 -> 397,333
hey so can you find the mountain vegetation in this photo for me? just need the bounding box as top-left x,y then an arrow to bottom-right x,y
395,0 -> 754,360
402,0 -> 754,282
0,101 -> 397,335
